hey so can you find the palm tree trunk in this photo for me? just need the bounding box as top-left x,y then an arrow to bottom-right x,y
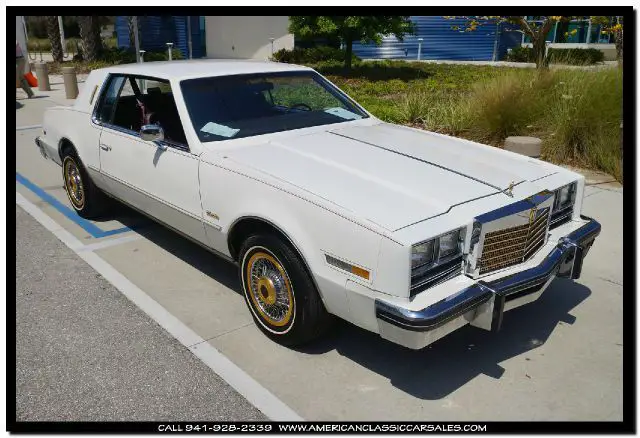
343,35 -> 353,72
45,16 -> 64,63
78,16 -> 103,61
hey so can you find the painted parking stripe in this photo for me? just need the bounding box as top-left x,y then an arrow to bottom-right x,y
16,191 -> 303,421
16,172 -> 131,238
16,124 -> 43,131
78,234 -> 144,252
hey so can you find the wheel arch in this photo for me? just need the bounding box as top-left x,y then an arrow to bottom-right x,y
58,137 -> 76,159
227,215 -> 324,298
228,216 -> 308,264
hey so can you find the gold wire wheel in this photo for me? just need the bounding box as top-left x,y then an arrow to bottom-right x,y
64,157 -> 85,209
245,251 -> 294,327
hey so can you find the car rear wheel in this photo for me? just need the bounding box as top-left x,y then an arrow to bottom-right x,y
61,148 -> 109,219
239,233 -> 332,346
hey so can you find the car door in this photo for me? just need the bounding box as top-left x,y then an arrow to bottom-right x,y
95,74 -> 207,245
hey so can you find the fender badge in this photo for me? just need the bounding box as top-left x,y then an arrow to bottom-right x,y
206,210 -> 219,220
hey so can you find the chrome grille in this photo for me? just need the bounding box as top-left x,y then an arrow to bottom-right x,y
478,207 -> 550,275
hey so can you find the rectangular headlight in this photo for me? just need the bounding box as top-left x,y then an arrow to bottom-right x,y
438,228 -> 462,259
411,240 -> 435,269
550,182 -> 577,228
552,182 -> 577,213
411,227 -> 465,274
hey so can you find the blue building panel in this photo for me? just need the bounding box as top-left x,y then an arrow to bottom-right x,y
352,16 -> 520,61
115,16 -> 203,59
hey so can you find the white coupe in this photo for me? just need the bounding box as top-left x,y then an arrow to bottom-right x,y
36,60 -> 600,349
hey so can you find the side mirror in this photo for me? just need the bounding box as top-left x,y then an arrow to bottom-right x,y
140,124 -> 165,142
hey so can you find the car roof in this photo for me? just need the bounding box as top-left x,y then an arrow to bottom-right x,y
98,59 -> 314,81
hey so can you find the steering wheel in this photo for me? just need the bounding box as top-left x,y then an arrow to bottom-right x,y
290,103 -> 312,111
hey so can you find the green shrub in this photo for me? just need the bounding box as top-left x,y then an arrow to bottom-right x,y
505,47 -> 605,65
26,37 -> 117,53
548,48 -> 605,65
271,46 -> 360,64
504,46 -> 532,63
543,68 -> 622,180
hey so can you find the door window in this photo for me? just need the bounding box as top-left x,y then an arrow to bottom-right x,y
96,74 -> 188,147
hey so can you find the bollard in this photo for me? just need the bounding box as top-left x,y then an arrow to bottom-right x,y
166,42 -> 173,61
504,136 -> 542,158
34,62 -> 51,91
62,66 -> 79,99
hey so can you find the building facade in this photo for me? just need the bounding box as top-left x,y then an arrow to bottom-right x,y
114,16 -> 619,62
351,16 -> 619,61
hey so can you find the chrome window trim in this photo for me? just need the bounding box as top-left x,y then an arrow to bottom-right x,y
100,122 -> 190,153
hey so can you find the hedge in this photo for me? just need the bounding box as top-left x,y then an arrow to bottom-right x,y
505,46 -> 605,65
271,46 -> 360,64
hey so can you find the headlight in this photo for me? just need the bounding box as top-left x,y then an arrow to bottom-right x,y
411,227 -> 465,274
551,182 -> 577,227
553,182 -> 577,213
438,228 -> 461,259
411,240 -> 435,269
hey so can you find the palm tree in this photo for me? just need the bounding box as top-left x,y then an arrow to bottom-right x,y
45,16 -> 64,62
78,16 -> 103,61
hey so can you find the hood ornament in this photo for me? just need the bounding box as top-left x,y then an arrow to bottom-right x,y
504,181 -> 516,198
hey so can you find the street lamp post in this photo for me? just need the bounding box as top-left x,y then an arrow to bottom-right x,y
417,38 -> 423,60
269,37 -> 275,56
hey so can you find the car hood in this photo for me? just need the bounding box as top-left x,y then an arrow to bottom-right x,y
224,122 -> 558,231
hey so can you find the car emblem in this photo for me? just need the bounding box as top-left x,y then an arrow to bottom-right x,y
529,206 -> 538,224
504,181 -> 515,197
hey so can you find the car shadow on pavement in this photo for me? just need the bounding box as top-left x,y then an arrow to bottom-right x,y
108,202 -> 241,293
298,279 -> 591,400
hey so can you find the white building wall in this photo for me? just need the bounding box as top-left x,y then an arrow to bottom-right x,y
205,16 -> 294,60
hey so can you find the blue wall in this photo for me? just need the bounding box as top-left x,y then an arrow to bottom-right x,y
352,16 -> 521,61
115,16 -> 204,58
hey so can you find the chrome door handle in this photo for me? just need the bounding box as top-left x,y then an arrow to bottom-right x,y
100,144 -> 111,151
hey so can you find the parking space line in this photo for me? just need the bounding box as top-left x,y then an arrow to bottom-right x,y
16,192 -> 303,422
16,124 -> 43,131
16,172 -> 131,238
78,234 -> 144,252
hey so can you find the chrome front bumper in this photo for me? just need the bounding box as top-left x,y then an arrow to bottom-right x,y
375,216 -> 601,350
35,136 -> 61,166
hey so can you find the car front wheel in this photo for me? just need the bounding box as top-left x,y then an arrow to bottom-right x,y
239,233 -> 332,347
61,148 -> 109,219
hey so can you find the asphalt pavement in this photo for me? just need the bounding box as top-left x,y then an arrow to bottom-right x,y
16,205 -> 266,421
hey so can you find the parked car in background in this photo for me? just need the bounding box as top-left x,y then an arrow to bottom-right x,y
35,60 -> 600,349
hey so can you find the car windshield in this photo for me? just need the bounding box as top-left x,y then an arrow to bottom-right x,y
180,71 -> 369,143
